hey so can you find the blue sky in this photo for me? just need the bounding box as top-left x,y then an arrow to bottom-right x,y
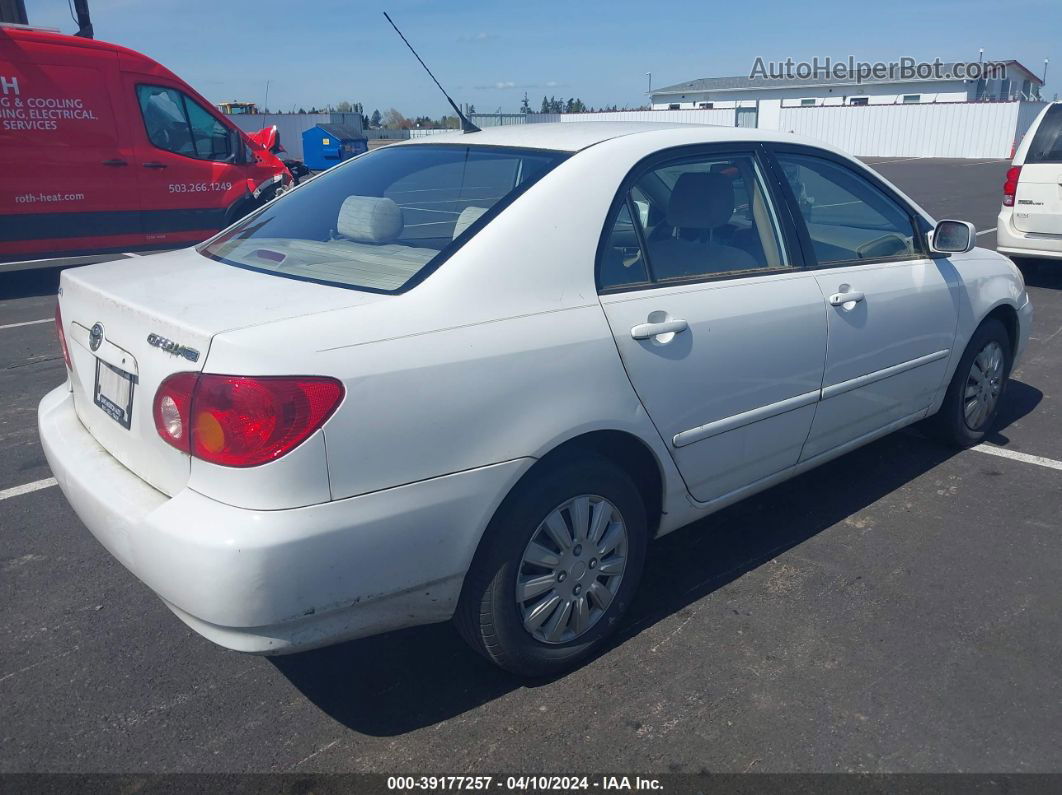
26,0 -> 1060,117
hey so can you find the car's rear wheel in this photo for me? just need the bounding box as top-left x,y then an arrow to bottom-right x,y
455,454 -> 647,677
926,318 -> 1012,447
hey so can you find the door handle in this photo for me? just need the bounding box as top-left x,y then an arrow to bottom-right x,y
828,290 -> 865,307
101,158 -> 128,167
631,319 -> 688,340
142,162 -> 168,169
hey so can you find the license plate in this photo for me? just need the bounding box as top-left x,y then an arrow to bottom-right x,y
93,359 -> 136,429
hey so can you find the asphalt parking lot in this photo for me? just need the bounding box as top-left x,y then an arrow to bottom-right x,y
2,158 -> 1061,774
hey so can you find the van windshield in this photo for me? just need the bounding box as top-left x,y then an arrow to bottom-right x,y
200,144 -> 568,293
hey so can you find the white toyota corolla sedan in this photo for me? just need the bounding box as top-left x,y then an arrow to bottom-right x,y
41,122 -> 1032,676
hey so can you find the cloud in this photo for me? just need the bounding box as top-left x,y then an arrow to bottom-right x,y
457,32 -> 497,43
473,81 -> 568,91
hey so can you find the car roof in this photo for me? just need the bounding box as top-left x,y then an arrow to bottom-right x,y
401,121 -> 820,153
2,26 -> 145,60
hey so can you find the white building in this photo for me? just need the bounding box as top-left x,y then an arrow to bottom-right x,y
651,60 -> 1045,127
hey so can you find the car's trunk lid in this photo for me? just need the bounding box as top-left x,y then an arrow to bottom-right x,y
59,247 -> 386,496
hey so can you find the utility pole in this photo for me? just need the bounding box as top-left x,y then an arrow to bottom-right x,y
0,0 -> 29,25
264,80 -> 271,113
646,72 -> 652,109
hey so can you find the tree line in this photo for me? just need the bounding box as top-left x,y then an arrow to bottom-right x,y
528,95 -> 647,114
283,97 -> 650,129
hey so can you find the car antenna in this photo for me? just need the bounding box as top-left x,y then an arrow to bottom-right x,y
383,12 -> 481,134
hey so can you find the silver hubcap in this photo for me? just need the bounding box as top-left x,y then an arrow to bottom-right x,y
516,495 -> 628,645
964,340 -> 1005,430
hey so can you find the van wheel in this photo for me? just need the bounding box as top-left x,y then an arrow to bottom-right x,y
455,454 -> 647,677
926,318 -> 1011,448
224,198 -> 258,227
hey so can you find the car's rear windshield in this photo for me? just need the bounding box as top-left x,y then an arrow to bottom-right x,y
200,143 -> 568,292
1027,105 -> 1062,164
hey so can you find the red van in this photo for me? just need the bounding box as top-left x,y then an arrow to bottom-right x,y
0,25 -> 292,267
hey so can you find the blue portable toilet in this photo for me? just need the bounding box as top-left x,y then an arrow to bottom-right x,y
301,123 -> 368,171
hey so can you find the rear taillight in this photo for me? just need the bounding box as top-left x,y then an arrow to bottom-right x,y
153,373 -> 344,467
54,303 -> 71,369
153,372 -> 198,453
1003,166 -> 1021,207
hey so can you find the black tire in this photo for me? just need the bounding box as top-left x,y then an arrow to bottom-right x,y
224,197 -> 259,227
455,453 -> 648,677
925,318 -> 1012,447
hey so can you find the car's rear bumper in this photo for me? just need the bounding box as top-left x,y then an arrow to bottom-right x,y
39,384 -> 529,654
997,211 -> 1062,260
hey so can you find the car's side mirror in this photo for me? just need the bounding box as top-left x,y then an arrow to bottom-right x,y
930,220 -> 976,254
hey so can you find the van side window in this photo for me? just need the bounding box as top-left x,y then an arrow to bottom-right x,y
136,85 -> 232,162
1027,104 -> 1062,164
184,98 -> 233,161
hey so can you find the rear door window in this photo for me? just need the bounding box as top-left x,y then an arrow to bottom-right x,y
598,202 -> 651,289
598,152 -> 790,289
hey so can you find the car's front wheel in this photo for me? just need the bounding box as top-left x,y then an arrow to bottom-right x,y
927,317 -> 1012,447
455,454 -> 648,677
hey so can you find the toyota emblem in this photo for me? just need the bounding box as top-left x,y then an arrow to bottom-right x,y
89,322 -> 104,352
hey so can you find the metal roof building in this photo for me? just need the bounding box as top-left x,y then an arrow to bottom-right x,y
651,60 -> 1045,112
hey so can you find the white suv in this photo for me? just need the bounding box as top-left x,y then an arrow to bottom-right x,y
998,102 -> 1062,270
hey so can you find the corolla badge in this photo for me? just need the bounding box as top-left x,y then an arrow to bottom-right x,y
147,333 -> 200,363
89,323 -> 104,352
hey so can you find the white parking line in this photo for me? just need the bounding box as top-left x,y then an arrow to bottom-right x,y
976,229 -> 996,236
961,159 -> 1007,166
0,318 -> 51,331
868,157 -> 923,164
0,478 -> 57,502
972,444 -> 1062,472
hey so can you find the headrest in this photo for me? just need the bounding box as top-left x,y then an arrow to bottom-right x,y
337,196 -> 403,243
666,172 -> 735,230
452,206 -> 488,240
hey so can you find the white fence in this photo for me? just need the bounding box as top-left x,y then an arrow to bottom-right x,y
529,108 -> 737,126
226,112 -> 365,160
521,103 -> 1047,159
776,102 -> 1044,159
533,102 -> 1045,159
229,103 -> 1048,161
409,128 -> 462,139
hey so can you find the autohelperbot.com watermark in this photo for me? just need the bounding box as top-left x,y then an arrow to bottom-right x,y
750,56 -> 1009,84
